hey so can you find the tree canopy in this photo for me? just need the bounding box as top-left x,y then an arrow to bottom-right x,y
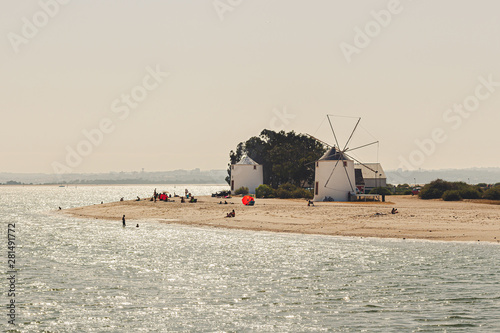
226,130 -> 326,188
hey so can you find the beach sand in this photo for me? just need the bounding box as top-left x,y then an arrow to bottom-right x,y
62,195 -> 500,243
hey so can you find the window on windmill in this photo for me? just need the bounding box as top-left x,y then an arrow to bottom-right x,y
316,162 -> 319,167
253,165 -> 256,170
232,165 -> 234,170
343,161 -> 347,167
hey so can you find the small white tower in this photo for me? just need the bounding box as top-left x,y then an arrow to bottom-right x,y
230,155 -> 264,194
313,147 -> 355,202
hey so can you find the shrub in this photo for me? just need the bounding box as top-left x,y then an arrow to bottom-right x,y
255,184 -> 275,198
292,188 -> 313,199
442,190 -> 462,201
274,183 -> 313,199
420,179 -> 490,200
419,179 -> 454,199
234,186 -> 249,195
483,187 -> 500,200
275,183 -> 294,199
369,187 -> 392,195
459,188 -> 481,199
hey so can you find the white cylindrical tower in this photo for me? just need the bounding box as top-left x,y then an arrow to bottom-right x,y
230,155 -> 264,194
313,148 -> 355,202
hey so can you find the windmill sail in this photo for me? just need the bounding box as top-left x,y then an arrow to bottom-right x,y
312,115 -> 380,202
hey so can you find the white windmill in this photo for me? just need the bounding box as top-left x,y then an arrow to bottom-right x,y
310,115 -> 379,202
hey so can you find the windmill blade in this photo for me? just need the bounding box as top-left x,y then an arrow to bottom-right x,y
323,185 -> 352,192
345,141 -> 379,153
342,158 -> 355,192
324,158 -> 341,188
327,115 -> 340,149
344,152 -> 378,174
305,133 -> 332,148
342,117 -> 361,151
304,147 -> 336,166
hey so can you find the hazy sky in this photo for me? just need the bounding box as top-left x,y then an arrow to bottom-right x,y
2,0 -> 499,174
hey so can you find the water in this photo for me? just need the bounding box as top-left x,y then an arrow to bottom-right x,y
1,185 -> 499,332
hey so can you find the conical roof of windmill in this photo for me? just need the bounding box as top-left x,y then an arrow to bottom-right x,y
318,147 -> 351,161
236,155 -> 259,165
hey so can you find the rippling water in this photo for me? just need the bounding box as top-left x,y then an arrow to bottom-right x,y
2,185 -> 499,332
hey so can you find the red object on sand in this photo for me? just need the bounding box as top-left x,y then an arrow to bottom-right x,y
242,196 -> 254,205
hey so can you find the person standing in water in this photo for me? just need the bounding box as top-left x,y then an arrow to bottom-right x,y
122,215 -> 126,227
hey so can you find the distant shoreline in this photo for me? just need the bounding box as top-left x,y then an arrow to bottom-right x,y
62,195 -> 500,243
1,183 -> 228,187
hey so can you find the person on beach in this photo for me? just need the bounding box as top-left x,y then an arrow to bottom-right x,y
136,224 -> 139,228
181,197 -> 185,203
307,200 -> 314,206
122,215 -> 126,227
391,208 -> 399,214
225,210 -> 235,218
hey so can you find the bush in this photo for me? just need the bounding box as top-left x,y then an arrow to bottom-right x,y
459,188 -> 481,199
419,179 -> 453,199
420,179 -> 490,200
275,183 -> 313,199
483,187 -> 500,200
292,188 -> 313,199
369,187 -> 392,195
255,184 -> 275,198
234,186 -> 249,195
442,190 -> 462,201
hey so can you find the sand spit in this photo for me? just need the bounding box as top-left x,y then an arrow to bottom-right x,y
62,195 -> 500,243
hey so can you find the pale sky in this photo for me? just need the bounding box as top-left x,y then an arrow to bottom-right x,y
1,0 -> 499,174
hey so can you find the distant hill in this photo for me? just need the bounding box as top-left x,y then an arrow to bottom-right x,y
0,169 -> 227,185
1,167 -> 499,186
386,167 -> 500,185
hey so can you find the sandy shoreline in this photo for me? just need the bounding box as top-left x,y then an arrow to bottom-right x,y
61,195 -> 500,243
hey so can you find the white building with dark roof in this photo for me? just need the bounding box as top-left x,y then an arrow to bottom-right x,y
230,155 -> 263,194
355,163 -> 386,192
313,147 -> 355,202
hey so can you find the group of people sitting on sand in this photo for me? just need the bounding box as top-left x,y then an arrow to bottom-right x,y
147,188 -> 196,203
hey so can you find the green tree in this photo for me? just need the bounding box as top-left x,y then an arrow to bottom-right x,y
226,130 -> 326,188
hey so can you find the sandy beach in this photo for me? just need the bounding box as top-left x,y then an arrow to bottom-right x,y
62,195 -> 500,243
